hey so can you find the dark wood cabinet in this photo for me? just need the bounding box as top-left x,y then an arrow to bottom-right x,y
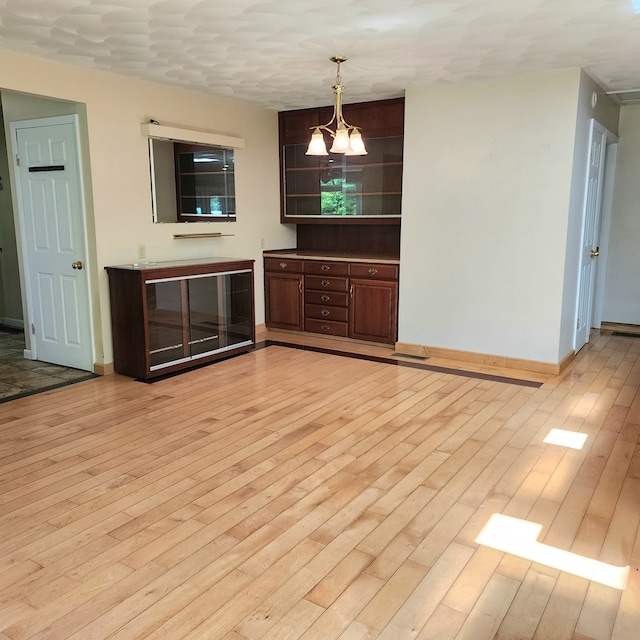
264,257 -> 303,331
106,258 -> 254,379
264,253 -> 399,344
278,98 -> 404,225
304,261 -> 350,338
349,278 -> 398,343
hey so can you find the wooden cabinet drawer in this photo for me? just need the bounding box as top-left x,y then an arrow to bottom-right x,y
304,290 -> 348,307
264,257 -> 303,273
305,275 -> 349,292
305,304 -> 349,322
350,263 -> 398,280
305,318 -> 348,337
304,261 -> 349,276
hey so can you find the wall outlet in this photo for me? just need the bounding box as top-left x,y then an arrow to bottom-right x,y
138,244 -> 146,259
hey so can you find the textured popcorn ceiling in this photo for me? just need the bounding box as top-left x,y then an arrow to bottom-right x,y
0,0 -> 639,110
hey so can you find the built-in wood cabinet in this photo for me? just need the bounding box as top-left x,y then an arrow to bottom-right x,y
278,98 -> 404,225
304,260 -> 350,337
106,258 -> 254,379
264,258 -> 303,331
264,253 -> 399,344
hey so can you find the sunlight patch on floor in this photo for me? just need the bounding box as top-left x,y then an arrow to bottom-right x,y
543,428 -> 588,450
476,514 -> 629,590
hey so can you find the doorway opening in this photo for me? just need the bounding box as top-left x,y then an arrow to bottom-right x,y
0,91 -> 95,378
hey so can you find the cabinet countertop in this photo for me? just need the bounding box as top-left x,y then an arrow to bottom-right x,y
106,257 -> 254,271
263,250 -> 400,265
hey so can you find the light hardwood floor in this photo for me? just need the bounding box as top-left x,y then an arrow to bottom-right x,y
0,330 -> 638,639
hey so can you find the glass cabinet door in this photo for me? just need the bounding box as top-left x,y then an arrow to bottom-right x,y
187,272 -> 253,355
217,272 -> 253,348
146,280 -> 188,368
146,269 -> 254,371
187,275 -> 221,357
282,136 -> 403,219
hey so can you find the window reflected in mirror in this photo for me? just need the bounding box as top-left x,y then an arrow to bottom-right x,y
149,139 -> 236,223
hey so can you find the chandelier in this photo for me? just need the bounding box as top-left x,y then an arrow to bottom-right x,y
305,56 -> 367,156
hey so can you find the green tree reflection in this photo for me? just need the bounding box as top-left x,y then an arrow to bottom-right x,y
320,178 -> 357,216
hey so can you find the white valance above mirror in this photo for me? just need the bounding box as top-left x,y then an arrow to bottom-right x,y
141,122 -> 245,149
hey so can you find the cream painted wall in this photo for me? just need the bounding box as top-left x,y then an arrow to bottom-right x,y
603,104 -> 640,323
399,69 -> 582,365
0,48 -> 294,367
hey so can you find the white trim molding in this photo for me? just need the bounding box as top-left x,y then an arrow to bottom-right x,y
141,123 -> 245,148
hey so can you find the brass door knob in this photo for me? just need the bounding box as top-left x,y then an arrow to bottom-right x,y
72,260 -> 84,270
590,248 -> 600,258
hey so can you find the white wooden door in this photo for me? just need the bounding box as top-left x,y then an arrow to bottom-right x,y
12,116 -> 93,371
574,120 -> 607,352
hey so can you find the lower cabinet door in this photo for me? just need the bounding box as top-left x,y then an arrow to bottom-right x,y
265,272 -> 303,330
146,279 -> 189,368
188,271 -> 254,354
349,279 -> 398,344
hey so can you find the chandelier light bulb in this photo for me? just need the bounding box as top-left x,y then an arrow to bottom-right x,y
306,127 -> 328,155
348,129 -> 367,155
330,126 -> 351,153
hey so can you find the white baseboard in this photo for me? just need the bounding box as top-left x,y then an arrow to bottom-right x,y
23,349 -> 34,360
0,317 -> 24,329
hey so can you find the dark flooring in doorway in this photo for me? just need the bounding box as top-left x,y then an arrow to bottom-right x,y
0,327 -> 96,403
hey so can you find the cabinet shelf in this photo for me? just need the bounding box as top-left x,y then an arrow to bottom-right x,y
286,192 -> 402,197
180,171 -> 232,176
180,195 -> 235,199
285,162 -> 403,173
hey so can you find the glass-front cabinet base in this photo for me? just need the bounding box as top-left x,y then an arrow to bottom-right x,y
106,258 -> 255,379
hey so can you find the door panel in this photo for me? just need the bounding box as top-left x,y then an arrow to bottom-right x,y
265,273 -> 303,330
574,120 -> 607,353
14,117 -> 93,371
349,279 -> 398,344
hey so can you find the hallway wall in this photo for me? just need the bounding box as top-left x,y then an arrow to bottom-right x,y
0,98 -> 21,327
604,104 -> 640,324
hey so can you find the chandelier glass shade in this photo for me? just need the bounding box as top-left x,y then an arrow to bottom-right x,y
305,56 -> 367,157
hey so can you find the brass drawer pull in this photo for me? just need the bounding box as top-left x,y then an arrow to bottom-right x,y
320,295 -> 330,301
321,309 -> 330,316
320,324 -> 330,332
320,280 -> 330,287
280,262 -> 287,269
320,264 -> 331,271
368,267 -> 378,276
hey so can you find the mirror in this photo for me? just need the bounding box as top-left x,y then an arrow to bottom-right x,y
149,138 -> 236,223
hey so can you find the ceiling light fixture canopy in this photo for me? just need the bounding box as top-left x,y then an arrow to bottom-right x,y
305,56 -> 367,156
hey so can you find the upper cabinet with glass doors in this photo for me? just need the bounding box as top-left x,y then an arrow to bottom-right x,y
279,98 -> 404,225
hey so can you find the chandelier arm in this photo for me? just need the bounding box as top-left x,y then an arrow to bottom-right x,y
309,124 -> 339,137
